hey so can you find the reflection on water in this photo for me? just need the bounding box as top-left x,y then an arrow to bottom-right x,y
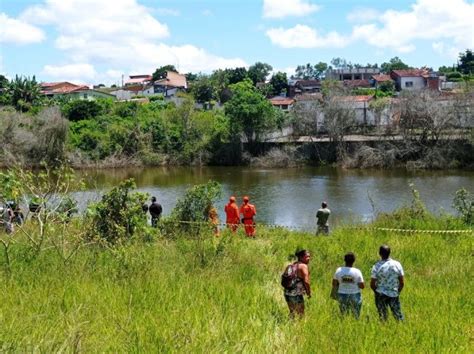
76,167 -> 474,229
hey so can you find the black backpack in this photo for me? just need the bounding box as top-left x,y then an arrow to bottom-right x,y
281,263 -> 299,289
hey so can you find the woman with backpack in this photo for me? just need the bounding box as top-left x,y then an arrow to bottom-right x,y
282,249 -> 312,318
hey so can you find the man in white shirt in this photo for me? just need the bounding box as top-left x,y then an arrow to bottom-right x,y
332,252 -> 365,318
370,245 -> 405,321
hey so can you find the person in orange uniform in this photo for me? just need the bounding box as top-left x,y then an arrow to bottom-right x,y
240,196 -> 256,237
224,196 -> 240,232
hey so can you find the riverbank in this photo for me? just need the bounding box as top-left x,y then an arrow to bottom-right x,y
0,216 -> 471,352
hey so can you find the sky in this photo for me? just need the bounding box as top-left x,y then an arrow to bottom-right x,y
0,0 -> 473,85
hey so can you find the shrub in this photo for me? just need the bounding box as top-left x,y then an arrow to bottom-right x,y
62,100 -> 103,121
87,179 -> 149,243
453,188 -> 473,225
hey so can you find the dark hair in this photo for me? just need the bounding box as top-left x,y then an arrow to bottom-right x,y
321,201 -> 327,208
344,252 -> 355,265
379,245 -> 391,259
295,249 -> 309,259
151,196 -> 156,202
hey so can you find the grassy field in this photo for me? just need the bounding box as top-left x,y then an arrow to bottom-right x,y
0,219 -> 472,353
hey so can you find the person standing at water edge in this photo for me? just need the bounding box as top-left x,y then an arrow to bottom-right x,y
371,245 -> 405,321
332,252 -> 365,319
316,201 -> 331,235
283,250 -> 312,318
224,196 -> 240,232
149,196 -> 162,227
240,196 -> 256,237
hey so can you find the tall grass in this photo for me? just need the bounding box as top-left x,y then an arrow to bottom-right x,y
0,220 -> 472,352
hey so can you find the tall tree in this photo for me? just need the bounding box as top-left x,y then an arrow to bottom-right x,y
269,72 -> 288,96
380,57 -> 410,73
8,75 -> 42,112
457,49 -> 474,75
152,65 -> 177,81
225,67 -> 248,85
248,62 -> 273,85
191,75 -> 215,103
294,63 -> 316,80
224,79 -> 276,149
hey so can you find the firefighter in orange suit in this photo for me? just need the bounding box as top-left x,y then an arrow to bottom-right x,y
224,196 -> 240,232
240,196 -> 256,237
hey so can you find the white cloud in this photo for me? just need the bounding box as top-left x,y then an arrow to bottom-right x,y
18,0 -> 247,82
346,8 -> 380,23
154,8 -> 180,17
42,63 -> 97,81
0,13 -> 45,44
266,25 -> 349,48
350,0 -> 474,55
266,0 -> 474,57
263,0 -> 319,19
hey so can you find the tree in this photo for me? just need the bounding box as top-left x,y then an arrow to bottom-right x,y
381,57 -> 410,73
457,49 -> 474,75
191,75 -> 215,103
294,63 -> 316,80
8,75 -> 42,112
330,57 -> 349,69
321,94 -> 357,160
248,62 -> 273,85
225,67 -> 248,84
224,79 -> 276,149
62,99 -> 103,121
185,72 -> 198,82
314,62 -> 328,80
269,72 -> 288,96
0,75 -> 8,89
152,65 -> 177,81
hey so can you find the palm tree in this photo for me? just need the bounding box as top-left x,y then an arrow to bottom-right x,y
8,75 -> 42,112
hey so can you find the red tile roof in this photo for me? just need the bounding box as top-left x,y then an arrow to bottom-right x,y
40,82 -> 89,94
372,74 -> 392,82
154,71 -> 187,88
269,97 -> 295,106
337,95 -> 374,103
391,69 -> 429,78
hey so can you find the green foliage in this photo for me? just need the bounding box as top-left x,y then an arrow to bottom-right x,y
294,62 -> 328,80
378,80 -> 395,94
380,56 -> 411,73
170,180 -> 222,226
457,49 -> 474,75
225,79 -> 276,147
7,75 -> 42,112
152,65 -> 177,81
446,71 -> 463,82
87,179 -> 149,243
191,75 -> 215,103
247,62 -> 273,85
62,99 -> 104,121
269,72 -> 288,96
453,188 -> 473,224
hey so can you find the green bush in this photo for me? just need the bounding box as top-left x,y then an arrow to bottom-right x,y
62,100 -> 104,121
87,179 -> 149,244
453,188 -> 473,224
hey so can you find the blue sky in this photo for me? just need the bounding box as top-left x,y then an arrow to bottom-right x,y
1,0 -> 473,85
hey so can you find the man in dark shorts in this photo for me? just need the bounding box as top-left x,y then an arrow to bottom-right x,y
284,249 -> 311,318
149,196 -> 162,227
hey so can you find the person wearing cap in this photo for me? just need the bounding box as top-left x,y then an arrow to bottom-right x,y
224,196 -> 240,232
240,196 -> 256,237
149,196 -> 162,228
316,201 -> 331,235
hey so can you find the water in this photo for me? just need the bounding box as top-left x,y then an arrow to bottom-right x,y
75,166 -> 474,230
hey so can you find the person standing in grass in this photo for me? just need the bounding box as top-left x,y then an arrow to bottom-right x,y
240,196 -> 256,237
149,196 -> 162,228
370,245 -> 405,321
332,252 -> 365,319
316,201 -> 331,235
224,196 -> 240,232
284,249 -> 312,318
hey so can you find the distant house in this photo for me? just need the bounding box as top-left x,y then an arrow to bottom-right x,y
390,69 -> 440,91
124,74 -> 152,86
326,68 -> 380,81
40,82 -> 115,100
153,71 -> 187,97
335,95 -> 375,126
288,80 -> 321,97
269,96 -> 295,111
